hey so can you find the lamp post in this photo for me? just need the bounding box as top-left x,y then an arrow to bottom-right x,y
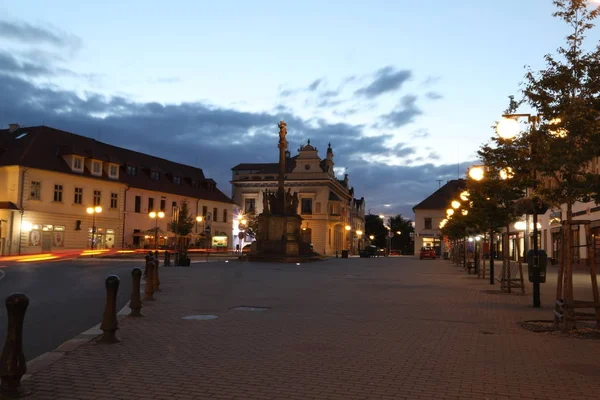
345,225 -> 351,254
238,216 -> 247,252
86,206 -> 102,250
149,211 -> 165,250
356,230 -> 363,251
498,114 -> 542,307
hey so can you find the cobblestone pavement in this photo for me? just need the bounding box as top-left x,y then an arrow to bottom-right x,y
21,257 -> 600,400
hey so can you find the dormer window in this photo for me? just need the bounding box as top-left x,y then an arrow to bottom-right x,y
173,176 -> 181,185
127,165 -> 137,176
151,171 -> 160,181
92,161 -> 101,175
73,157 -> 83,171
109,165 -> 118,178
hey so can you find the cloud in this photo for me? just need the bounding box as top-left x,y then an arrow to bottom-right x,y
425,91 -> 443,100
0,51 -> 56,76
354,66 -> 412,98
307,79 -> 322,91
381,95 -> 422,128
0,20 -> 81,50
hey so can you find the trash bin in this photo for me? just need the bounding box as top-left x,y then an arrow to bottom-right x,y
341,250 -> 349,258
527,249 -> 547,283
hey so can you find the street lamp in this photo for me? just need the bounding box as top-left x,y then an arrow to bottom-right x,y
356,230 -> 363,251
149,211 -> 165,250
86,206 -> 102,250
498,113 -> 543,307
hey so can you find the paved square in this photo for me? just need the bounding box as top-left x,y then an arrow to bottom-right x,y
23,257 -> 600,399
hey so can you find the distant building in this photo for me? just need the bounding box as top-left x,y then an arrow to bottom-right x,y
0,124 -> 233,255
412,179 -> 466,256
231,141 -> 366,256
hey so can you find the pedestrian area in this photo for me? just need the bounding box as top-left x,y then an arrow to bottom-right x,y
24,257 -> 600,399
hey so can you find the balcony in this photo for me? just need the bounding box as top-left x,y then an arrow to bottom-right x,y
328,214 -> 342,221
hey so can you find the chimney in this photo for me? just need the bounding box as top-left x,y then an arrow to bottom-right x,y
8,123 -> 20,133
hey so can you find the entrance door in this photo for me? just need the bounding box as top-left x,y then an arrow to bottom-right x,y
301,228 -> 312,244
41,231 -> 52,251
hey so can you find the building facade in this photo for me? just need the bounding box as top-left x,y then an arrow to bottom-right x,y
412,179 -> 466,256
0,125 -> 233,255
231,142 -> 365,256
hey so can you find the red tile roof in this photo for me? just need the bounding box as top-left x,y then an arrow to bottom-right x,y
0,126 -> 233,204
412,179 -> 466,211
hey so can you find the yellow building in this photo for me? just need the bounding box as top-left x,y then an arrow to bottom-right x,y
0,125 -> 234,255
231,141 -> 365,256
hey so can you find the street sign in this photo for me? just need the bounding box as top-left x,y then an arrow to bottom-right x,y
238,232 -> 245,239
388,231 -> 394,238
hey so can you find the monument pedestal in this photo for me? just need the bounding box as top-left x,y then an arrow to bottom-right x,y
256,214 -> 301,256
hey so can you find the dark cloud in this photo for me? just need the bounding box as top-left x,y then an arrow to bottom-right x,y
0,20 -> 81,50
381,95 -> 422,128
307,79 -> 322,91
354,66 -> 412,98
0,51 -> 55,76
425,91 -> 443,100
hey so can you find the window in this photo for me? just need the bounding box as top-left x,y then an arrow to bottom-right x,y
109,165 -> 118,177
134,196 -> 141,213
93,190 -> 101,206
173,176 -> 181,185
244,198 -> 256,213
148,197 -> 154,212
160,199 -> 166,212
173,205 -> 180,222
92,162 -> 101,174
74,187 -> 83,204
127,165 -> 137,176
73,158 -> 82,170
53,184 -> 63,202
213,208 -> 218,222
223,209 -> 228,223
301,198 -> 312,215
30,181 -> 41,200
424,217 -> 432,230
110,193 -> 118,209
202,206 -> 207,216
151,171 -> 160,181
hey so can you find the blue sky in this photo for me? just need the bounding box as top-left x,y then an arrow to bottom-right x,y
1,0 -> 599,218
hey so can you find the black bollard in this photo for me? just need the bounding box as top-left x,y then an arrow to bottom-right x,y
0,294 -> 30,398
144,261 -> 155,301
129,268 -> 143,317
164,251 -> 170,267
153,257 -> 161,292
154,250 -> 159,265
174,252 -> 180,266
98,275 -> 120,344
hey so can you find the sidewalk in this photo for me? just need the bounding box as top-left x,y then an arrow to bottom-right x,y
21,257 -> 600,400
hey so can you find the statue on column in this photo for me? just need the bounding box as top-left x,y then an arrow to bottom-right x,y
278,120 -> 287,147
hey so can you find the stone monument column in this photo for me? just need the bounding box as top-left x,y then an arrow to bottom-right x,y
277,120 -> 287,214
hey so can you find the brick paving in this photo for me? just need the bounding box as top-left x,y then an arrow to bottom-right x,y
21,257 -> 600,400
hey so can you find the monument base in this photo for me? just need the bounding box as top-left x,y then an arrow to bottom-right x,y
246,214 -> 322,263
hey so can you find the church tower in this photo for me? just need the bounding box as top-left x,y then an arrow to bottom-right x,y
323,142 -> 335,177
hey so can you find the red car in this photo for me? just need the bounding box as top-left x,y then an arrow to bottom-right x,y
419,247 -> 436,260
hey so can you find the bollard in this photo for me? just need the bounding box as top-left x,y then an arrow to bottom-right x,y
164,251 -> 170,267
98,275 -> 121,343
154,250 -> 159,265
129,268 -> 143,317
153,257 -> 161,292
174,252 -> 180,266
144,261 -> 155,301
0,293 -> 30,398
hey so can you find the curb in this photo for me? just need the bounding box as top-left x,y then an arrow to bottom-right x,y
23,302 -> 133,380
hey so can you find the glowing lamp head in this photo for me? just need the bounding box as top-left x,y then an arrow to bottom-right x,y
460,191 -> 470,201
240,219 -> 247,225
496,118 -> 520,140
446,208 -> 455,216
22,221 -> 33,232
451,200 -> 461,209
461,209 -> 469,216
379,215 -> 385,219
514,221 -> 527,231
196,216 -> 203,222
149,211 -> 157,218
356,230 -> 363,236
468,166 -> 484,181
345,225 -> 351,231
86,207 -> 94,214
94,206 -> 102,213
369,235 -> 374,240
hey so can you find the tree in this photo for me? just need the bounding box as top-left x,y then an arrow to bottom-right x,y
364,214 -> 388,249
169,199 -> 194,250
522,0 -> 600,329
389,215 -> 415,254
245,210 -> 259,239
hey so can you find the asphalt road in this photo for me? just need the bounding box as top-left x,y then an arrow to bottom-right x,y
0,259 -> 139,361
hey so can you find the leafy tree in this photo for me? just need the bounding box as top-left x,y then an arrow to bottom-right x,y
169,199 -> 194,250
244,210 -> 259,239
364,214 -> 388,248
389,214 -> 415,254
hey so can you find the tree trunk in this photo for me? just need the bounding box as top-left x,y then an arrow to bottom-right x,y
564,203 -> 576,331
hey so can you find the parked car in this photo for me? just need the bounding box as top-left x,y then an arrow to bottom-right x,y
419,246 -> 436,260
360,245 -> 378,258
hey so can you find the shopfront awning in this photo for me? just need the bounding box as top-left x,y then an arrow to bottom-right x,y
0,201 -> 19,210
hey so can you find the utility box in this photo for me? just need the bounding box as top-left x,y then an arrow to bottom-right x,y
527,249 -> 547,283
